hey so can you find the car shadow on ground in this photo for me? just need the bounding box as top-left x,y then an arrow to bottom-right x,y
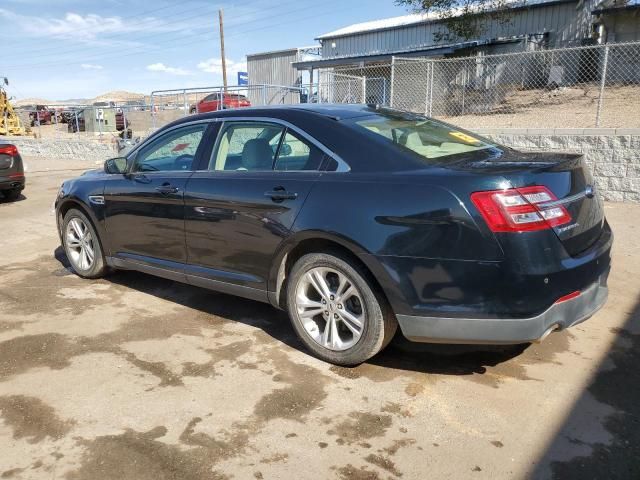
54,247 -> 530,377
0,193 -> 26,204
531,293 -> 640,478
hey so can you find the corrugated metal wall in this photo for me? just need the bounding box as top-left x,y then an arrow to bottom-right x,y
247,49 -> 299,86
321,1 -> 592,59
246,49 -> 302,105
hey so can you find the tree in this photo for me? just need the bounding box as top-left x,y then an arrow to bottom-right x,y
396,0 -> 518,42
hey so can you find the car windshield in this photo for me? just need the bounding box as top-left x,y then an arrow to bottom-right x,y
349,110 -> 497,163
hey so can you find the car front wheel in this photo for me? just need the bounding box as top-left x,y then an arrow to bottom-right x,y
287,252 -> 397,366
62,209 -> 107,279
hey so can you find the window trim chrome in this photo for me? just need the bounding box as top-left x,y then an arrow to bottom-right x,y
126,116 -> 351,174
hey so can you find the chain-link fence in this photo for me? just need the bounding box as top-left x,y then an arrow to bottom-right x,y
149,84 -> 306,129
140,42 -> 639,134
310,41 -> 640,129
14,104 -> 152,145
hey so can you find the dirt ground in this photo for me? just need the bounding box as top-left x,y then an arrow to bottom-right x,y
443,84 -> 640,130
0,156 -> 638,480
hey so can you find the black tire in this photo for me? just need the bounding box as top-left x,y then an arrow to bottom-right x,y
286,252 -> 397,366
2,189 -> 21,201
62,208 -> 107,279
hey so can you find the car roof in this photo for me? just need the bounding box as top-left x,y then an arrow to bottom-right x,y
187,103 -> 379,122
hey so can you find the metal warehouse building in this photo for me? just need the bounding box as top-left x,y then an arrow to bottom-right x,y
247,0 -> 639,86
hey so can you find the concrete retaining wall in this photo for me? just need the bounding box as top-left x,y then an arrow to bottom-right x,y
477,128 -> 640,203
3,127 -> 639,202
4,137 -> 117,163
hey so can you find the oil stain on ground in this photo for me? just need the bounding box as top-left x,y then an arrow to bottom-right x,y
253,347 -> 332,423
364,453 -> 402,477
179,417 -> 249,462
66,426 -> 228,480
328,412 -> 393,444
0,395 -> 74,443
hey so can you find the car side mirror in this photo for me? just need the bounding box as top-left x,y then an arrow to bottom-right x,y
280,143 -> 292,156
104,157 -> 128,174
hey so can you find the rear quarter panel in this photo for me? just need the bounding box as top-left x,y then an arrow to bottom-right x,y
288,173 -> 505,316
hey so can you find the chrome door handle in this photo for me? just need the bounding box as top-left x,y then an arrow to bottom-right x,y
155,185 -> 179,195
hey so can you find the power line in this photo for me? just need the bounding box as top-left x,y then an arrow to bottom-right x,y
2,0 -> 348,71
3,0 -> 303,61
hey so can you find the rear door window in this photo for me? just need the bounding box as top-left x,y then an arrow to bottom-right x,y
210,122 -> 284,171
274,131 -> 325,171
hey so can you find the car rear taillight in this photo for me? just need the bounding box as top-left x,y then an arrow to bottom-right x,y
471,186 -> 571,233
0,145 -> 18,157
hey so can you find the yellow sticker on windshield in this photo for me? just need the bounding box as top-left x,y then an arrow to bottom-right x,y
449,131 -> 481,144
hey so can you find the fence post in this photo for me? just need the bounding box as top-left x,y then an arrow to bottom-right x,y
74,111 -> 79,134
151,94 -> 156,130
428,60 -> 434,117
362,76 -> 367,104
183,90 -> 188,117
390,56 -> 395,108
595,45 -> 610,128
461,65 -> 466,116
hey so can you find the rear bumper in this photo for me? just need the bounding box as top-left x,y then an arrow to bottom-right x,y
0,176 -> 25,190
397,274 -> 608,344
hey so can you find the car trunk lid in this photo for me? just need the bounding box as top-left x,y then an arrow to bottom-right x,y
464,149 -> 605,257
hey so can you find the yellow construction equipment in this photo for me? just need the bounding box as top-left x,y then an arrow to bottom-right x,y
0,86 -> 27,136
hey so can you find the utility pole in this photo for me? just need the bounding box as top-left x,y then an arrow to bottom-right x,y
219,9 -> 228,92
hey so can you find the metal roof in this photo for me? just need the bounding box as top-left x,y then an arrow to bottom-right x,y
246,46 -> 320,58
316,0 -> 575,40
292,38 -> 522,69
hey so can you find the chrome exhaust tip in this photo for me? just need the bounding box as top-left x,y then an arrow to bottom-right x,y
534,324 -> 560,343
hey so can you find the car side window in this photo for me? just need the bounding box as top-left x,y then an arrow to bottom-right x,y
134,124 -> 206,172
274,130 -> 325,171
210,122 -> 284,171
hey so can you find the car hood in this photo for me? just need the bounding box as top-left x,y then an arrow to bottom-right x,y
80,168 -> 106,177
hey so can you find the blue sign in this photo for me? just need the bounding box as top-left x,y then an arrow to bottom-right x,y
237,72 -> 248,86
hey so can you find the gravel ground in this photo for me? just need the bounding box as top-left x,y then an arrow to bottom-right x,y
0,156 -> 638,480
442,85 -> 640,130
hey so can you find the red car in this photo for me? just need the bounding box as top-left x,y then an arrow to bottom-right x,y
190,93 -> 250,113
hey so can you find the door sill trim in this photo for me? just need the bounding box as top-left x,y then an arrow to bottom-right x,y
106,256 -> 269,304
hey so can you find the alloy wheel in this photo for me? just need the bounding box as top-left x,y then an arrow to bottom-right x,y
295,267 -> 366,351
65,217 -> 95,271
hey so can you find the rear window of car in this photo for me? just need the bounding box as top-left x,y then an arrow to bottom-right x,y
348,110 -> 497,163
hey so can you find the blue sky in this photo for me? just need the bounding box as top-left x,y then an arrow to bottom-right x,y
1,0 -> 408,101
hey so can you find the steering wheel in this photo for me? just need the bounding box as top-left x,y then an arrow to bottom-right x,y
173,154 -> 194,170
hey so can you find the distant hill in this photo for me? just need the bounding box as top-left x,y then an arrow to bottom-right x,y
91,91 -> 145,104
13,97 -> 52,106
14,90 -> 145,107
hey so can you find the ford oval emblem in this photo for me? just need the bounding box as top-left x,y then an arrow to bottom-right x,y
585,185 -> 595,199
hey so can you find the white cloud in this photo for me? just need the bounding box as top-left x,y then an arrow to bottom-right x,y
197,58 -> 247,76
0,8 -> 192,44
146,63 -> 193,76
81,63 -> 103,70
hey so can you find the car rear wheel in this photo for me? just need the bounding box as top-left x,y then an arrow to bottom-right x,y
62,209 -> 106,279
287,252 -> 397,366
